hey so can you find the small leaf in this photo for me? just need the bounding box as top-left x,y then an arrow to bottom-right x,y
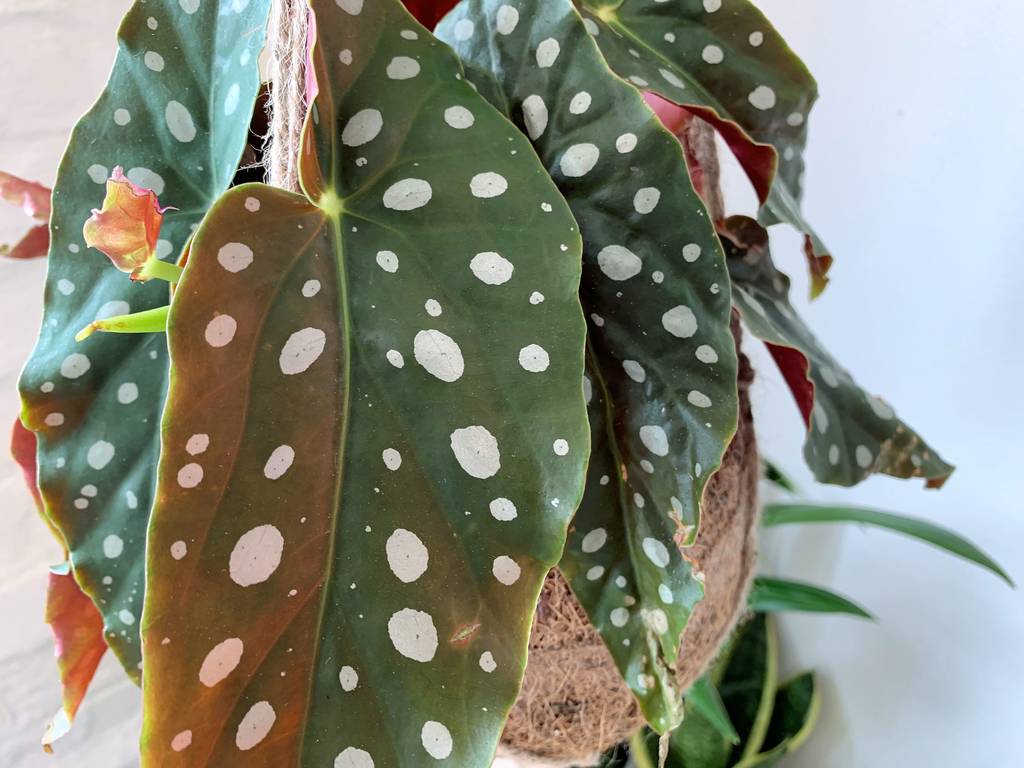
750,578 -> 873,620
11,420 -> 108,751
41,563 -> 108,754
762,459 -> 798,493
0,170 -> 51,259
18,0 -> 272,681
577,0 -> 832,291
721,215 -> 954,489
438,0 -> 739,733
141,1 -> 589,764
733,673 -> 821,768
82,167 -> 168,280
763,503 -> 1013,586
688,676 -> 741,746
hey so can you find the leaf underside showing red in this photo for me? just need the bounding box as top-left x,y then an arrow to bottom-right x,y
0,171 -> 51,259
11,419 -> 107,752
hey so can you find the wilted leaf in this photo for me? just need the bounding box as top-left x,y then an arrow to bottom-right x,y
763,503 -> 1012,585
17,0 -> 272,681
438,0 -> 738,732
1,171 -> 51,259
749,577 -> 873,620
41,563 -> 108,753
11,420 -> 108,750
577,0 -> 832,292
721,215 -> 954,488
140,1 -> 588,765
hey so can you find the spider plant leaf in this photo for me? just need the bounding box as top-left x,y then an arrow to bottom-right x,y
17,0 -> 272,681
750,577 -> 873,620
140,1 -> 589,765
763,503 -> 1012,586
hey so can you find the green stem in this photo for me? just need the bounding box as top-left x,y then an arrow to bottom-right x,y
75,305 -> 170,342
630,729 -> 657,768
137,258 -> 184,284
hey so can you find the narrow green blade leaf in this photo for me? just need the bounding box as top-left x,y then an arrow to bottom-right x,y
577,0 -> 831,289
722,614 -> 778,759
762,459 -> 798,493
721,216 -> 954,489
689,676 -> 741,746
17,0 -> 271,679
141,2 -> 589,765
438,0 -> 739,732
763,503 -> 1012,586
734,673 -> 821,768
750,578 -> 873,620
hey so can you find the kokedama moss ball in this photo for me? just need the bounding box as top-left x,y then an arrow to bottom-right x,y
498,344 -> 760,766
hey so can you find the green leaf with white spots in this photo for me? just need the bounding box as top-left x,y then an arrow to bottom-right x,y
721,216 -> 954,488
140,1 -> 589,765
437,0 -> 738,733
577,0 -> 832,293
17,0 -> 271,681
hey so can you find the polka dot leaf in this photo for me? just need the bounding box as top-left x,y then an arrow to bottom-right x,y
437,0 -> 739,733
722,216 -> 954,487
141,1 -> 588,766
577,0 -> 832,295
17,0 -> 272,682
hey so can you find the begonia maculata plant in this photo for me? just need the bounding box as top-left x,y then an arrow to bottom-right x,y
4,1 -> 1009,767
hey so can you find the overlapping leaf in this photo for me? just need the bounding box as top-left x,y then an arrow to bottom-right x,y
1,171 -> 51,259
17,0 -> 271,679
721,216 -> 954,487
437,0 -> 738,731
577,0 -> 831,294
12,419 -> 108,749
636,615 -> 819,768
141,1 -> 588,765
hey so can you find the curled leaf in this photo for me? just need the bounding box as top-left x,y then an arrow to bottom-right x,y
721,215 -> 954,488
0,170 -> 51,258
11,420 -> 108,751
41,563 -> 108,754
82,166 -> 167,280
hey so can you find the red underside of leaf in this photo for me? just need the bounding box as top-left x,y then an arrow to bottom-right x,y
10,419 -> 107,751
767,342 -> 814,428
684,103 -> 776,205
42,566 -> 108,752
0,170 -> 51,219
640,93 -> 775,206
4,223 -> 50,259
401,0 -> 459,27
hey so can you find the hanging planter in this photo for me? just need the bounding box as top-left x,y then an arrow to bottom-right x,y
5,1 -> 1006,766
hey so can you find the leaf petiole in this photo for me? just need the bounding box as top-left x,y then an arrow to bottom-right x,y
135,258 -> 183,284
75,305 -> 169,342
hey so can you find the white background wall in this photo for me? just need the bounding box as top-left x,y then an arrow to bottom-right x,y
0,1 -> 1021,767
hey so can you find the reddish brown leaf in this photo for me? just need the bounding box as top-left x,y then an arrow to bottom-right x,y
1,171 -> 51,259
10,420 -> 108,752
3,223 -> 49,259
41,564 -> 108,753
0,170 -> 51,219
767,343 -> 814,428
